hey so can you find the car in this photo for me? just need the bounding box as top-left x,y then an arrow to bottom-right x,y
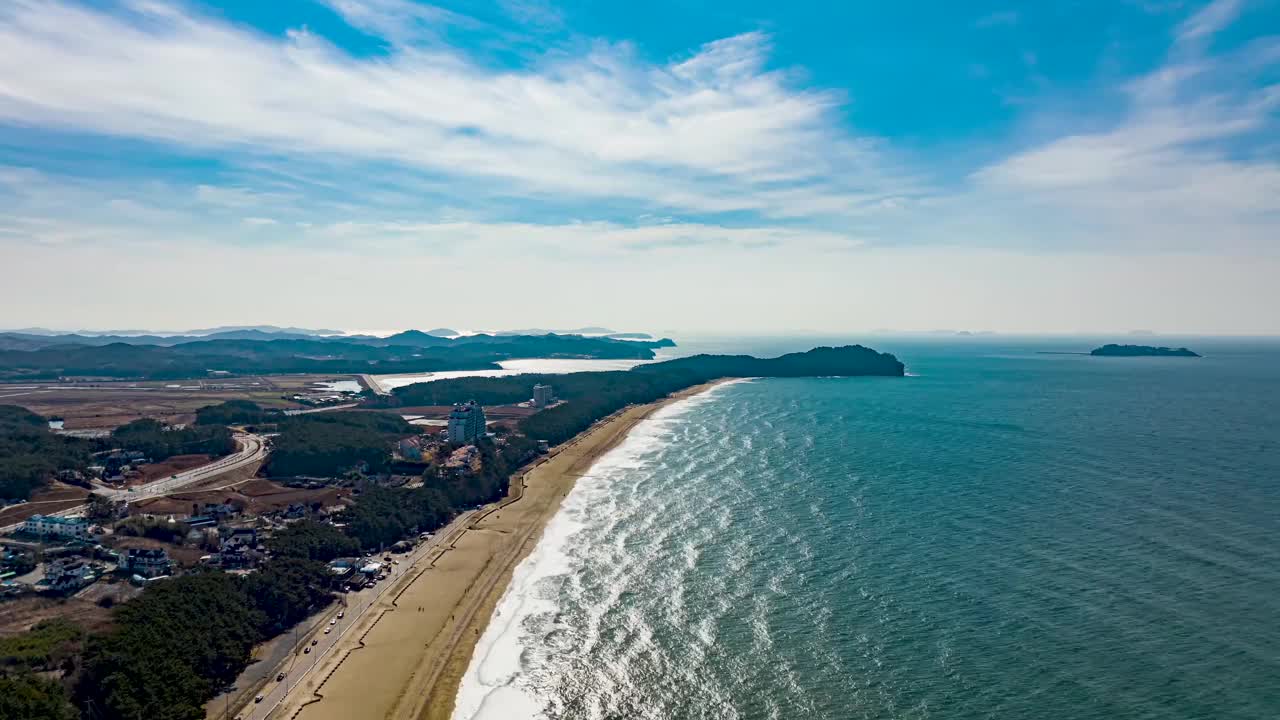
337,611 -> 344,619
392,560 -> 399,565
329,618 -> 336,625
254,695 -> 264,704
304,646 -> 311,654
324,626 -> 332,634
311,639 -> 318,646
277,672 -> 286,682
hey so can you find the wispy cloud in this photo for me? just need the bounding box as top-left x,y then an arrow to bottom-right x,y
969,0 -> 1280,251
0,0 -> 915,225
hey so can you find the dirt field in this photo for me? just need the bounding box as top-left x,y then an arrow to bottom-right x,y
0,374 -> 360,430
129,477 -> 351,518
0,594 -> 117,636
0,482 -> 91,526
137,454 -> 214,483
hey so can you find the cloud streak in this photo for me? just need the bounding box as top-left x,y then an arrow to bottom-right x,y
0,0 -> 914,224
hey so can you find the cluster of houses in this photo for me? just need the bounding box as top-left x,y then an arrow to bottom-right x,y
444,445 -> 481,474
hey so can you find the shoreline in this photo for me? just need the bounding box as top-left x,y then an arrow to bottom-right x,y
274,380 -> 726,720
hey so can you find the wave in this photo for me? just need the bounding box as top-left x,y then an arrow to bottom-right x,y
450,381 -> 742,720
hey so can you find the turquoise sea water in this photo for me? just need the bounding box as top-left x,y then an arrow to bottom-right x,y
454,338 -> 1280,720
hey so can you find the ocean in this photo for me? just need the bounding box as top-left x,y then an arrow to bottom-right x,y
452,337 -> 1280,720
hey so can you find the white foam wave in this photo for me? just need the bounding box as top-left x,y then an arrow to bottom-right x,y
450,381 -> 742,720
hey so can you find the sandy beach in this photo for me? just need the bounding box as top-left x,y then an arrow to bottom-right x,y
271,382 -> 721,720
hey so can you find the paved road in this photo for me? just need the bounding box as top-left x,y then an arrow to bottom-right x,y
0,433 -> 268,534
238,516 -> 473,720
358,374 -> 389,395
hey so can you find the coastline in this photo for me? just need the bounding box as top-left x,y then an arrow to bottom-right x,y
275,380 -> 726,720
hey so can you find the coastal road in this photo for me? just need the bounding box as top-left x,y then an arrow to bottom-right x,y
0,432 -> 268,534
237,518 -> 474,720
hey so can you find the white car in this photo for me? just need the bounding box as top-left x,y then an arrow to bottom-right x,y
329,618 -> 336,625
324,626 -> 332,634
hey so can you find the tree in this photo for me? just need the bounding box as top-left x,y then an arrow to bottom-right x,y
0,674 -> 77,720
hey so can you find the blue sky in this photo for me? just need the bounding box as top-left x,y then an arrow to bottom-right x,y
1,0 -> 1278,334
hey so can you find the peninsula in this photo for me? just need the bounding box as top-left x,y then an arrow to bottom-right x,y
1090,344 -> 1200,357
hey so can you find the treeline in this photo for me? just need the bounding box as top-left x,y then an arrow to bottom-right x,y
342,434 -> 535,549
75,559 -> 332,720
111,418 -> 235,460
264,411 -> 415,478
0,405 -> 91,501
193,399 -> 277,426
377,346 -> 905,446
266,520 -> 360,561
0,333 -> 664,381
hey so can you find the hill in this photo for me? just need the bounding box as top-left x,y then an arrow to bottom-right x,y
1090,344 -> 1200,357
0,333 -> 673,381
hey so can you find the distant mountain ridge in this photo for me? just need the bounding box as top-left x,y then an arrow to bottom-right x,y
0,331 -> 678,381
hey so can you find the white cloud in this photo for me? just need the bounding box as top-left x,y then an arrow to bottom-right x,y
0,0 -> 912,222
969,0 -> 1280,251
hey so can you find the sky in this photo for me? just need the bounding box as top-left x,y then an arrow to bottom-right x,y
1,0 -> 1278,335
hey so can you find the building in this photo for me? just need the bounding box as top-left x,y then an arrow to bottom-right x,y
39,559 -> 96,593
22,514 -> 90,540
533,383 -> 554,408
447,401 -> 486,443
398,436 -> 425,460
444,444 -> 481,475
122,548 -> 172,579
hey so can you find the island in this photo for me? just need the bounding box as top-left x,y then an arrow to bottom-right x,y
1090,344 -> 1200,357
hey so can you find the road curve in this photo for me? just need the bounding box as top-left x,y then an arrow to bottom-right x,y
0,433 -> 268,534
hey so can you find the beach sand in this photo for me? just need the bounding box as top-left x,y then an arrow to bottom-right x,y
274,382 -> 721,720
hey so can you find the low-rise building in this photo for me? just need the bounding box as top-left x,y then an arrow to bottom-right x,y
398,436 -> 426,460
122,548 -> 172,578
40,559 -> 96,593
22,514 -> 90,540
444,444 -> 481,475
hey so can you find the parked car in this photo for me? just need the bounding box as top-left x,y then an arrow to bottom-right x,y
324,626 -> 332,634
254,695 -> 264,704
337,610 -> 344,619
311,639 -> 318,646
329,618 -> 336,625
276,672 -> 286,682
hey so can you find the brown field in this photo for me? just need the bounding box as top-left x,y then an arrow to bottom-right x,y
0,374 -> 361,430
0,482 -> 91,526
0,594 -> 117,636
118,454 -> 212,486
128,477 -> 351,518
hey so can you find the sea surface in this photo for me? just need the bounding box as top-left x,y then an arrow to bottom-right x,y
375,358 -> 652,391
452,337 -> 1280,720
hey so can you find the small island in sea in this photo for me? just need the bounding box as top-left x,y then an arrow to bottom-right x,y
1090,344 -> 1200,357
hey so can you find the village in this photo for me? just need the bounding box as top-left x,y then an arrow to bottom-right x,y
0,381 -> 561,642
